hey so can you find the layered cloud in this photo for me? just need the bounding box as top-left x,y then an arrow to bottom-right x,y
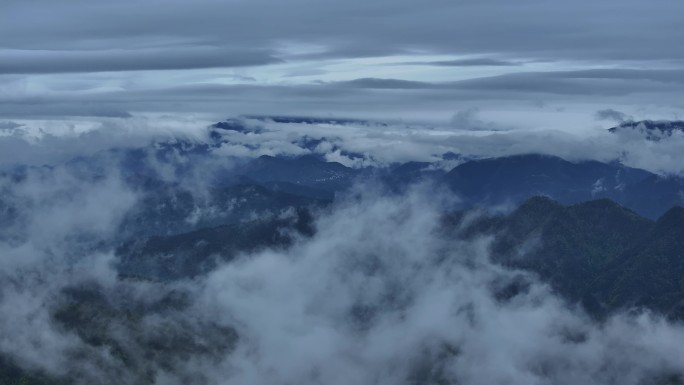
2,0 -> 682,62
0,0 -> 682,123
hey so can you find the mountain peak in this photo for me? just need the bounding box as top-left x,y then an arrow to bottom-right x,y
570,198 -> 630,213
512,195 -> 565,219
655,206 -> 684,228
520,195 -> 562,208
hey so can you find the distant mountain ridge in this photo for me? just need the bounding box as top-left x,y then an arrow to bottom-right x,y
609,120 -> 684,140
444,153 -> 684,219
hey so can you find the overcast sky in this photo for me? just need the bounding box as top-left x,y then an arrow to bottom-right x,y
1,0 -> 683,130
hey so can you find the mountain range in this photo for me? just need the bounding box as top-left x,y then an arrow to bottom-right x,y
2,119 -> 684,384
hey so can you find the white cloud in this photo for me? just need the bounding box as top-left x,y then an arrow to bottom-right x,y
177,185 -> 684,385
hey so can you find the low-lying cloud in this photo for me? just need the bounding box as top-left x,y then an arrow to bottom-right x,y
2,168 -> 684,384
3,115 -> 684,175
